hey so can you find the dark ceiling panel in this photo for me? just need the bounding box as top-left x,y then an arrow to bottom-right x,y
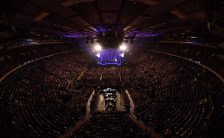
15,13 -> 34,23
102,12 -> 118,25
143,0 -> 188,16
30,0 -> 75,17
118,2 -> 148,25
180,0 -> 203,14
11,0 -> 29,11
20,4 -> 41,17
96,0 -> 123,11
129,15 -> 151,26
44,14 -> 73,28
37,20 -> 52,26
0,0 -> 215,37
72,2 -> 100,26
67,16 -> 95,31
142,12 -> 177,28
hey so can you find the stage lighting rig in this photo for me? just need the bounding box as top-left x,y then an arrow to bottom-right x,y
97,30 -> 124,48
94,43 -> 102,52
119,43 -> 127,51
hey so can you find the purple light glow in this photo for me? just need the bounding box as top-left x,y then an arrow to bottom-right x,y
64,32 -> 96,38
95,49 -> 124,66
96,26 -> 113,34
127,31 -> 162,37
96,27 -> 106,34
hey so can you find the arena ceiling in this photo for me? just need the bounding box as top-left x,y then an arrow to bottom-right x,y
0,0 -> 222,38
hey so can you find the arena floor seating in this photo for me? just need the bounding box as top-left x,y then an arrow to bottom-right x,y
0,48 -> 224,138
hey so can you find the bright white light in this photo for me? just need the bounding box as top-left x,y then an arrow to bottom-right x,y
96,53 -> 100,57
120,53 -> 124,57
94,43 -> 102,52
119,43 -> 127,51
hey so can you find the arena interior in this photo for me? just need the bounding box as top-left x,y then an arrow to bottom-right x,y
1,0 -> 224,138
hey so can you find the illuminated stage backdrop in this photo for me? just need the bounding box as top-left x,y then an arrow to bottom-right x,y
96,49 -> 124,65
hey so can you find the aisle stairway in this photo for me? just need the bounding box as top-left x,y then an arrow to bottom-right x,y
72,112 -> 149,138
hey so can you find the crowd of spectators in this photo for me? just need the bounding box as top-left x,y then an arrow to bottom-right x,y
0,52 -> 92,138
0,43 -> 73,78
144,43 -> 224,76
123,52 -> 224,137
0,44 -> 224,137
